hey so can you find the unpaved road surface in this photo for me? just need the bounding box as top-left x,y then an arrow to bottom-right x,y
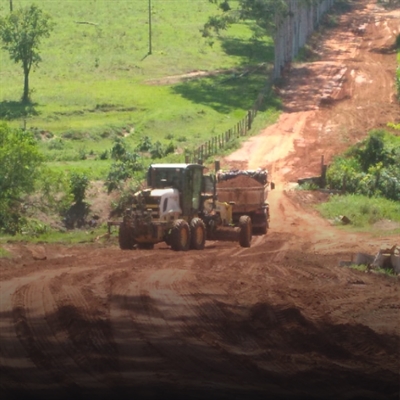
1,1 -> 399,400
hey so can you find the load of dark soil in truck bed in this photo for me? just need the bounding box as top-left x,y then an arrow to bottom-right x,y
217,175 -> 264,188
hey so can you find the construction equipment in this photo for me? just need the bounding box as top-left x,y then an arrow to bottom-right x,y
216,166 -> 274,235
116,163 -> 252,251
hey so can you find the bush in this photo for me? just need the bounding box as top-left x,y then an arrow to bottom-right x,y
150,141 -> 165,159
69,172 -> 89,204
0,123 -> 43,234
165,141 -> 176,155
137,136 -> 152,152
105,155 -> 144,193
326,130 -> 400,201
37,168 -> 73,213
110,137 -> 128,160
48,138 -> 64,150
99,149 -> 109,160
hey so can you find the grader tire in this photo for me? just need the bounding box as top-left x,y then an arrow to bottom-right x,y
118,223 -> 135,250
239,215 -> 252,248
190,218 -> 206,250
171,219 -> 190,251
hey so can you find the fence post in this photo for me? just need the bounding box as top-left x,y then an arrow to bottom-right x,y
320,155 -> 327,188
247,110 -> 252,130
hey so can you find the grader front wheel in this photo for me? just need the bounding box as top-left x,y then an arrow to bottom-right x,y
171,219 -> 191,251
239,215 -> 252,248
190,218 -> 206,250
118,223 -> 135,250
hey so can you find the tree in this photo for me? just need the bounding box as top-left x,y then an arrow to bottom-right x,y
203,1 -> 337,77
202,0 -> 289,40
0,123 -> 43,233
0,4 -> 54,103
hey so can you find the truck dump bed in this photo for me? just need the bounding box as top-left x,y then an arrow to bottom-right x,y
216,174 -> 267,213
216,168 -> 270,210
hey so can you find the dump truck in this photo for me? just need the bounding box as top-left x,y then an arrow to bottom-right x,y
115,163 -> 253,251
216,167 -> 274,235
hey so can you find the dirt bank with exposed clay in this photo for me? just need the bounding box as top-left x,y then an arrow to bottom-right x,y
1,1 -> 399,399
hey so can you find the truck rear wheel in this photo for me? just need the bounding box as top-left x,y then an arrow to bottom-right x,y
171,219 -> 190,251
239,215 -> 252,248
119,223 -> 135,250
190,218 -> 206,250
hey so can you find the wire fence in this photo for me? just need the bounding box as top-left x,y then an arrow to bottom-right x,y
186,84 -> 270,164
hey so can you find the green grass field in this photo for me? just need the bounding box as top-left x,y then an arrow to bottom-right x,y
0,0 -> 279,174
317,194 -> 400,233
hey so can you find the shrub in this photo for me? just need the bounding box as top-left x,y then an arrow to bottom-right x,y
110,137 -> 128,160
69,172 -> 89,204
37,168 -> 73,213
48,138 -> 64,150
137,136 -> 152,152
150,141 -> 165,159
0,124 -> 43,234
165,141 -> 176,155
326,130 -> 400,201
99,149 -> 109,160
105,155 -> 144,193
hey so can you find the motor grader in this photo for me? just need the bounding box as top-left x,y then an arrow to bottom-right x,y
117,163 -> 252,251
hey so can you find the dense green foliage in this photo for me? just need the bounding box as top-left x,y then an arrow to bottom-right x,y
326,130 -> 400,201
204,0 -> 289,39
69,172 -> 89,204
105,138 -> 145,193
0,4 -> 54,102
0,123 -> 43,233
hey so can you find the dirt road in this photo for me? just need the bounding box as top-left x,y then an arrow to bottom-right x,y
1,1 -> 399,400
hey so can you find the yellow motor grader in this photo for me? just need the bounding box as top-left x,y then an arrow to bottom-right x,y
116,163 -> 252,251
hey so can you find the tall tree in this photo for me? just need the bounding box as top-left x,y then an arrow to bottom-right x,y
203,0 -> 336,77
202,0 -> 289,39
0,4 -> 54,103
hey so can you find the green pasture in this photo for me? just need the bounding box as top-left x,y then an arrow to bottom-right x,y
317,194 -> 400,233
0,0 -> 278,173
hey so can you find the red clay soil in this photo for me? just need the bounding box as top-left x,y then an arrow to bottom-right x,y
1,1 -> 399,400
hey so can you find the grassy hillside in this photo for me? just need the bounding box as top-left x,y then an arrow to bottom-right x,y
0,0 -> 279,174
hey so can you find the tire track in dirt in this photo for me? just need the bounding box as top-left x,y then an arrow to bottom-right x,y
128,266 -> 263,386
0,280 -> 57,397
48,273 -> 122,389
11,282 -> 97,398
